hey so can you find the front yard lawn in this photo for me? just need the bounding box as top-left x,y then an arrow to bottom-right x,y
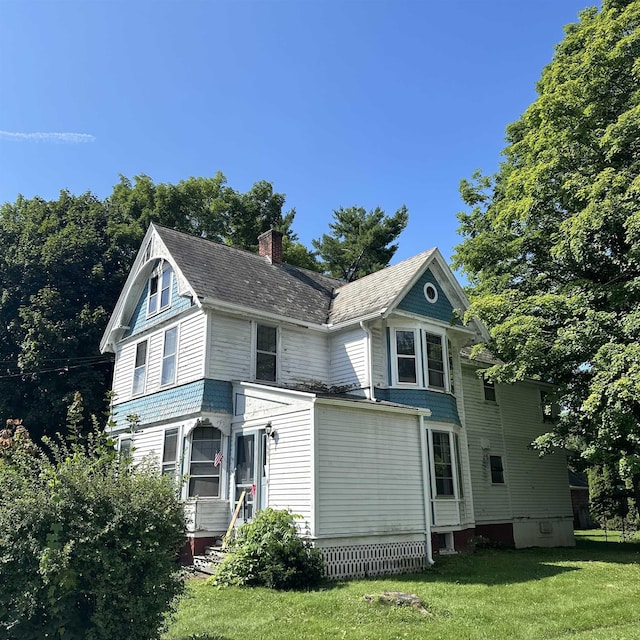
164,531 -> 640,640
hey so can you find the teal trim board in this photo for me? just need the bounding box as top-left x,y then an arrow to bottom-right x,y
374,388 -> 461,426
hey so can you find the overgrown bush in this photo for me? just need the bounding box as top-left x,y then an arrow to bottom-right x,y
0,420 -> 186,640
211,508 -> 324,590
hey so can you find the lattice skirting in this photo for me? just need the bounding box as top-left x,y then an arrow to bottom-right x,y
319,540 -> 429,579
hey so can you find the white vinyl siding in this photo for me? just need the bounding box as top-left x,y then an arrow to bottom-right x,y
461,364 -> 572,524
461,364 -> 512,523
500,381 -> 572,518
329,327 -> 367,390
111,341 -> 136,402
208,312 -> 330,388
208,314 -> 252,380
111,309 -> 206,404
282,326 -> 329,384
315,404 -> 424,537
262,409 -> 314,525
176,314 -> 205,384
370,324 -> 387,388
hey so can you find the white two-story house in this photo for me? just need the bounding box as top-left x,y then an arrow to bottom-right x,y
100,224 -> 573,578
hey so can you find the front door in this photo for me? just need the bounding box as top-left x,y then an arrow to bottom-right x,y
234,430 -> 267,523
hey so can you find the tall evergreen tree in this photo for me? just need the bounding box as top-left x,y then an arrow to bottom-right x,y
312,205 -> 408,281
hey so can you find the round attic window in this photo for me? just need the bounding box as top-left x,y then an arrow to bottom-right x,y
423,282 -> 438,304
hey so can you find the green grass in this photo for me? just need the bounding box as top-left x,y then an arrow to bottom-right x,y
164,531 -> 640,640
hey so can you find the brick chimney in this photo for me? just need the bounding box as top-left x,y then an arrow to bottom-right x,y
258,229 -> 283,264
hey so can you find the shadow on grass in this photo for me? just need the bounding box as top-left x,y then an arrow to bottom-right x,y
346,532 -> 640,587
169,635 -> 230,640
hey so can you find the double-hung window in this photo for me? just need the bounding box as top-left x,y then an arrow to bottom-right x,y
395,330 -> 418,384
161,327 -> 178,386
162,428 -> 179,478
148,265 -> 173,315
189,426 -> 222,497
255,324 -> 277,382
425,332 -> 446,390
490,455 -> 505,484
132,340 -> 148,395
432,430 -> 455,496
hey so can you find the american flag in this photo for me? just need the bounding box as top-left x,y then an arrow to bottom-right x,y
250,484 -> 257,497
214,451 -> 223,467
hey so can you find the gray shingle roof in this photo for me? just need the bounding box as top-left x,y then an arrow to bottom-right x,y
155,225 -> 342,325
155,225 -> 436,327
328,250 -> 435,325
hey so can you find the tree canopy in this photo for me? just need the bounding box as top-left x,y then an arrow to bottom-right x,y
0,173 -> 317,439
312,205 -> 408,281
1,173 -> 409,439
454,1 -> 640,503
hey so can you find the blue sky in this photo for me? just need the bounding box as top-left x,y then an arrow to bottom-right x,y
1,0 -> 594,265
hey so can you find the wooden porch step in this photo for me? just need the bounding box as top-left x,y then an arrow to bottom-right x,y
192,546 -> 227,574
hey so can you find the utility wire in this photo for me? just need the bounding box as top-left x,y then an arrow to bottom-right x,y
0,359 -> 114,380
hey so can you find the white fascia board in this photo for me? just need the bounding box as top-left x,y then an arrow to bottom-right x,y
233,380 -> 318,402
387,309 -> 479,336
100,223 -> 201,353
313,395 -> 431,417
201,298 -> 328,332
325,309 -> 388,331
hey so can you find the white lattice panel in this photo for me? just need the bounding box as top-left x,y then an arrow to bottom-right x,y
320,541 -> 428,579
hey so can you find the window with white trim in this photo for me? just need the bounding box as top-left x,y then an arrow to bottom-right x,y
161,326 -> 178,386
161,428 -> 179,478
132,340 -> 148,395
395,329 -> 418,384
390,327 -> 451,391
148,264 -> 173,316
255,324 -> 277,382
432,430 -> 455,496
425,332 -> 446,389
189,426 -> 222,497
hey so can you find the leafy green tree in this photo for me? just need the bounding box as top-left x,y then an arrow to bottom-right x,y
0,191 -> 142,439
0,173 -> 319,440
109,172 -> 318,268
312,205 -> 408,281
453,1 -> 640,504
0,417 -> 185,640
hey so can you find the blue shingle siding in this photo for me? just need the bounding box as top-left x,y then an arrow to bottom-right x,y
125,273 -> 192,338
111,379 -> 232,429
374,388 -> 461,425
396,268 -> 460,325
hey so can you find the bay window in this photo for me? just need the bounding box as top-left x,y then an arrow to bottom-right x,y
391,326 -> 451,392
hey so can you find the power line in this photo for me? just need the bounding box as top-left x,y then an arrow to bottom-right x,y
0,359 -> 114,380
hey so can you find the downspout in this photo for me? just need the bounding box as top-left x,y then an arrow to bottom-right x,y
359,321 -> 374,400
419,415 -> 435,565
